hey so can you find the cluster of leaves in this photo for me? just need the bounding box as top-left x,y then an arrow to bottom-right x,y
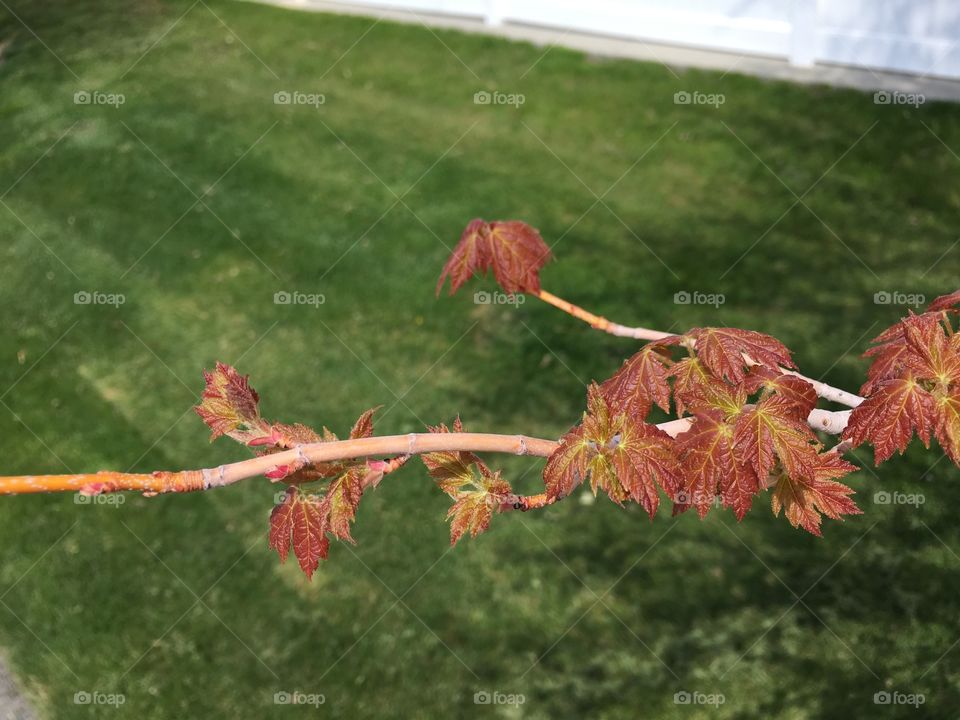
194,364 -> 513,576
438,219 -> 862,535
545,333 -> 859,535
420,417 -> 514,546
844,291 -> 960,466
195,363 -> 382,579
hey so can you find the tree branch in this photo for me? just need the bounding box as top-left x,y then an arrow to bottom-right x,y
535,289 -> 864,408
0,407 -> 852,497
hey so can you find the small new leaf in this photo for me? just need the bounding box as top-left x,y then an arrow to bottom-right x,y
544,385 -> 680,515
686,327 -> 794,383
542,423 -> 591,501
744,368 -> 818,421
446,469 -> 512,546
675,411 -> 759,520
422,417 -> 490,496
846,306 -> 960,469
436,219 -> 551,296
734,394 -> 821,482
269,487 -> 330,580
195,362 -> 270,443
324,467 -> 365,543
770,454 -> 861,536
844,375 -> 934,465
349,406 -> 382,440
611,417 -> 682,518
600,345 -> 673,420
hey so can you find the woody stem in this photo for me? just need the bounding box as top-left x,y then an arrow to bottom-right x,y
534,289 -> 864,408
0,409 -> 851,497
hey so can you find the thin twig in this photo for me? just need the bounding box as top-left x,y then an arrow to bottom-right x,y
535,289 -> 864,408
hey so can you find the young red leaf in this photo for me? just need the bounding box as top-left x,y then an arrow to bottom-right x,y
544,386 -> 614,500
422,418 -> 490,497
486,221 -> 552,294
676,411 -> 758,520
584,452 -> 629,505
349,406 -> 382,440
668,357 -> 747,419
686,327 -> 794,384
927,290 -> 960,314
269,487 -> 297,563
436,219 -> 491,296
446,469 -> 512,546
734,395 -> 821,482
859,313 -> 956,393
269,487 -> 330,579
935,390 -> 960,465
545,385 -> 680,512
600,345 -> 672,420
670,357 -> 708,417
859,318 -> 918,394
542,423 -> 591,501
843,375 -> 934,464
901,313 -> 960,385
744,367 -> 818,421
194,362 -> 270,443
324,467 -> 365,543
611,417 -> 682,518
270,422 -> 322,446
861,342 -> 910,396
770,454 -> 861,536
436,219 -> 551,296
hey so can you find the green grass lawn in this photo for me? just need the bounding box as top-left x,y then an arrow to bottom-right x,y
1,1 -> 960,717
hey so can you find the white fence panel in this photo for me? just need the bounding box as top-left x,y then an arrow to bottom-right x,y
502,0 -> 793,58
816,0 -> 960,78
309,0 -> 960,79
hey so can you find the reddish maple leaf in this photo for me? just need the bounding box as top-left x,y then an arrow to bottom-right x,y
844,375 -> 934,464
610,416 -> 682,518
847,307 -> 960,468
421,417 -> 490,497
349,406 -> 382,440
269,487 -> 330,579
859,319 -> 919,395
744,367 -> 818,421
935,390 -> 960,465
542,422 -> 591,501
669,357 -> 708,417
668,357 -> 747,419
675,411 -> 759,520
324,466 -> 366,543
600,345 -> 673,420
544,385 -> 680,514
269,422 -> 323,447
685,327 -> 795,384
734,394 -> 821,482
770,454 -> 860,536
420,418 -> 512,545
543,385 -> 615,501
446,467 -> 512,546
901,313 -> 960,384
194,362 -> 270,443
436,219 -> 551,296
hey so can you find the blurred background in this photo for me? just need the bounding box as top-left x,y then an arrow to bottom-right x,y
0,1 -> 959,718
